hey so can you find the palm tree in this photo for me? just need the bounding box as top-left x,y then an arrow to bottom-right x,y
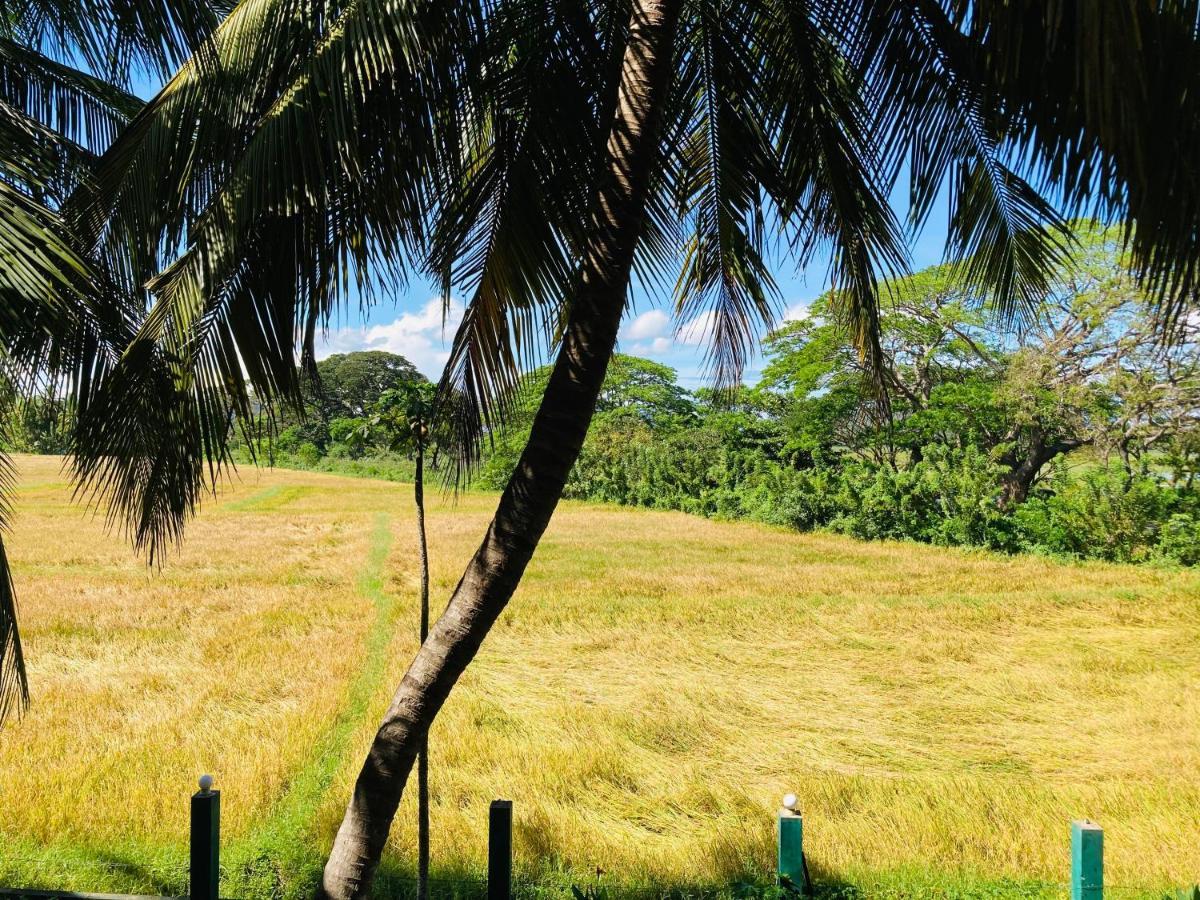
33,1 -> 1200,898
369,380 -> 436,900
0,0 -> 222,719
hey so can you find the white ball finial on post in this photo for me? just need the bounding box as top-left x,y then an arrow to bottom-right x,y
198,773 -> 214,793
778,791 -> 807,892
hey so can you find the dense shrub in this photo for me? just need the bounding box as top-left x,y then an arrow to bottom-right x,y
513,415 -> 1200,566
1015,464 -> 1200,563
825,445 -> 1018,551
1156,514 -> 1200,565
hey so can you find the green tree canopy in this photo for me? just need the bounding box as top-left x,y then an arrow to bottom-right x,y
311,352 -> 424,421
759,225 -> 1200,499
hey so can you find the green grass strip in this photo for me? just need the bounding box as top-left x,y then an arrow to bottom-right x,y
226,512 -> 399,900
222,485 -> 314,513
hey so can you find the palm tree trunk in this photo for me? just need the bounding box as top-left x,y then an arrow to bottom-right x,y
319,2 -> 681,897
414,442 -> 429,900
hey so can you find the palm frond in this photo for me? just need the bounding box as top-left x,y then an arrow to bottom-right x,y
430,0 -> 625,475
0,0 -> 228,84
858,0 -> 1073,324
70,0 -> 460,558
0,184 -> 137,726
70,0 -> 326,295
940,0 -> 1200,328
0,181 -> 93,316
764,0 -> 908,377
668,0 -> 782,387
0,528 -> 27,723
0,40 -> 142,202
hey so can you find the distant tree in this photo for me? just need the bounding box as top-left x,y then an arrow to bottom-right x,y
312,352 -> 424,421
761,231 -> 1200,504
761,269 -> 1001,467
481,354 -> 697,487
995,230 -> 1200,500
259,352 -> 426,455
693,386 -> 787,459
597,355 -> 696,426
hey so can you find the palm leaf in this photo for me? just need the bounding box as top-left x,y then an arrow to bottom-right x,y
860,0 -> 1073,324
70,0 -> 462,557
0,0 -> 228,83
939,0 -> 1200,329
669,0 -> 782,387
429,0 -> 624,475
0,40 -> 143,202
764,0 -> 908,378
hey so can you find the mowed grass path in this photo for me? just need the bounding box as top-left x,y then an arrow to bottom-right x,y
0,456 -> 1198,897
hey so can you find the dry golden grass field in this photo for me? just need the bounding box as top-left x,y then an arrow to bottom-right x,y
0,454 -> 1198,899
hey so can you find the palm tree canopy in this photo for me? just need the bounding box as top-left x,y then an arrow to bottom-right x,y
0,0 -> 225,718
16,0 -> 1200,710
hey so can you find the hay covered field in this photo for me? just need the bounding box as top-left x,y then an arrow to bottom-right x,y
0,455 -> 1198,899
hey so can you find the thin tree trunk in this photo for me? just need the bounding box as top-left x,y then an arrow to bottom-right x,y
415,443 -> 429,900
319,2 -> 681,897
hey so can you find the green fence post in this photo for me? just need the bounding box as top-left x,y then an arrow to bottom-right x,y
488,799 -> 512,900
191,775 -> 220,900
777,794 -> 808,894
1071,820 -> 1102,900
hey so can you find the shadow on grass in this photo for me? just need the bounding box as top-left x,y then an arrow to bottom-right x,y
3,846 -> 189,898
4,846 -> 1170,900
80,852 -> 186,897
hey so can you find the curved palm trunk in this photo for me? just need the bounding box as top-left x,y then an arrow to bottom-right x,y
414,443 -> 429,900
319,3 -> 681,898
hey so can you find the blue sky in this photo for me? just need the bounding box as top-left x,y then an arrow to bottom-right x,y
314,199 -> 952,388
130,75 -> 951,389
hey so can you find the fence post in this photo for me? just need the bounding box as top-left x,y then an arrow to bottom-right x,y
191,775 -> 220,900
778,794 -> 809,894
488,799 -> 513,900
1071,820 -> 1103,900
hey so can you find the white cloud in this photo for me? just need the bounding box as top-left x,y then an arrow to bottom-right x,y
649,336 -> 673,353
676,310 -> 716,346
623,308 -> 671,340
316,298 -> 464,378
783,302 -> 810,322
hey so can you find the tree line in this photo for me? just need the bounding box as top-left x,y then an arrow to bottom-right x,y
174,228 -> 1196,567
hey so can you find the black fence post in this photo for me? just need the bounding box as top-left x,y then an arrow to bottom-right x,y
488,799 -> 512,900
190,775 -> 220,900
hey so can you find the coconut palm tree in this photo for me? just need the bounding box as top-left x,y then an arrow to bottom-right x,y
33,0 -> 1200,898
368,380 -> 436,900
0,0 -> 222,718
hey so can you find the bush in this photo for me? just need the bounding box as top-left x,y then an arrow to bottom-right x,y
1013,464 -> 1193,563
477,409 -> 1200,566
1155,513 -> 1200,565
327,417 -> 369,458
295,442 -> 322,467
821,445 -> 1017,551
